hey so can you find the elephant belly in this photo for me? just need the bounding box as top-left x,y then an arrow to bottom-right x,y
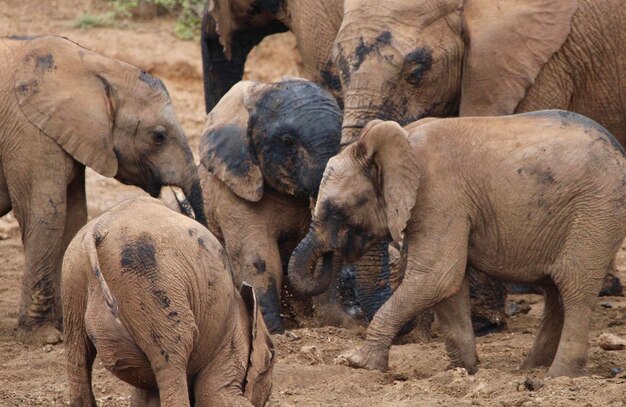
85,296 -> 157,390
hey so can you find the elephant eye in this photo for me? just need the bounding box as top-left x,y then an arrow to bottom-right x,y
152,130 -> 167,145
280,133 -> 294,147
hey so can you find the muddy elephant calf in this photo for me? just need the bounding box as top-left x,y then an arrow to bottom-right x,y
290,111 -> 626,378
62,197 -> 274,407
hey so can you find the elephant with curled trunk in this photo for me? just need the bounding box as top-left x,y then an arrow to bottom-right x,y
329,0 -> 626,328
290,113 -> 626,378
195,79 -> 405,333
201,0 -> 344,112
0,36 -> 207,344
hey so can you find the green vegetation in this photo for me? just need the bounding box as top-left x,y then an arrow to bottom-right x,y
110,0 -> 205,40
71,12 -> 116,29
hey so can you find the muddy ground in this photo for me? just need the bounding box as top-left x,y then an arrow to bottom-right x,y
1,1 -> 626,406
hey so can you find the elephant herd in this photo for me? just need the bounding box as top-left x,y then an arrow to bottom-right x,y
0,0 -> 625,405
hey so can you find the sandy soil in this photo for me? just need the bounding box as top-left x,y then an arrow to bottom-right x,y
1,1 -> 626,406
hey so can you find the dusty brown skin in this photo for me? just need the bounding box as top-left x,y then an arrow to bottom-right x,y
334,0 -> 626,147
290,111 -> 626,378
62,197 -> 274,407
0,35 -> 206,345
202,0 -> 344,111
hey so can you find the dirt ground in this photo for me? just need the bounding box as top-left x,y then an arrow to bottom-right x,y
1,1 -> 626,406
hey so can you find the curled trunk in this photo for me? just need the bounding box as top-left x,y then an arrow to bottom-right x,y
288,231 -> 335,296
182,178 -> 208,228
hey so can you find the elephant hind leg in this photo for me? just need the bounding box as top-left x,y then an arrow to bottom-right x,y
519,282 -> 563,370
63,255 -> 97,407
434,274 -> 478,374
547,263 -> 607,377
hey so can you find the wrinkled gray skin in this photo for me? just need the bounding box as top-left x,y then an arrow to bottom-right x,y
0,36 -> 206,345
62,198 -> 273,407
291,113 -> 626,378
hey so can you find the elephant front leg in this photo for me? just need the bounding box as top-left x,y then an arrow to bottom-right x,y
337,219 -> 470,372
11,174 -> 72,344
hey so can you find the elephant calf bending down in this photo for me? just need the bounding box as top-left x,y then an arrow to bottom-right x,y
289,110 -> 626,378
62,197 -> 274,407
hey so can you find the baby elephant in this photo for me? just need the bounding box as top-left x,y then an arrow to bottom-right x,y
62,197 -> 274,407
289,110 -> 626,378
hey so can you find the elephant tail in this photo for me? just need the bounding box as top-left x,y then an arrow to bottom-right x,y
82,224 -> 119,319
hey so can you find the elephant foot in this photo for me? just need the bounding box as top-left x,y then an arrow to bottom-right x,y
335,343 -> 389,372
546,363 -> 585,378
519,354 -> 552,371
16,323 -> 63,345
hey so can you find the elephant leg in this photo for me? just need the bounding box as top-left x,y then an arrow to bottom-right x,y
130,388 -> 160,407
547,265 -> 606,377
9,164 -> 70,344
339,219 -> 470,372
434,274 -> 478,373
519,282 -> 563,370
63,250 -> 97,407
193,366 -> 253,407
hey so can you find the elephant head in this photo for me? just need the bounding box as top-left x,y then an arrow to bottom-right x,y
289,121 -> 419,294
334,0 -> 579,145
240,283 -> 275,406
14,36 -> 207,226
200,79 -> 342,200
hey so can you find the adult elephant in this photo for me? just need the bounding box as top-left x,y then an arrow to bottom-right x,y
0,36 -> 206,344
334,0 -> 626,145
201,0 -> 343,112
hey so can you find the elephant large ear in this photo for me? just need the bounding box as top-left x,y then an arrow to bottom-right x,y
14,38 -> 118,177
200,81 -> 264,201
241,282 -> 275,405
459,0 -> 578,116
356,121 -> 419,243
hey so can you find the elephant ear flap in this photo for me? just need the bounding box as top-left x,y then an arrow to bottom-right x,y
200,81 -> 264,201
14,40 -> 118,177
208,0 -> 236,59
357,121 -> 419,243
241,282 -> 275,404
460,0 -> 578,116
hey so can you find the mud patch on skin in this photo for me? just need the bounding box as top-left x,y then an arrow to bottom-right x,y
152,289 -> 171,308
202,124 -> 258,178
404,47 -> 433,87
121,235 -> 158,279
7,35 -> 36,40
197,237 -> 207,250
35,54 -> 54,71
139,71 -> 170,99
353,31 -> 392,72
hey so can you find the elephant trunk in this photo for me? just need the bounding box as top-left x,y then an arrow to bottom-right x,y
183,178 -> 208,228
288,230 -> 335,296
340,89 -> 386,146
